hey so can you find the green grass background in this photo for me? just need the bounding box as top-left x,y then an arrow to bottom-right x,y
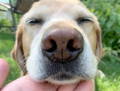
0,31 -> 20,84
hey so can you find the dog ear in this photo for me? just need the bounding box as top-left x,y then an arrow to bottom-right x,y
11,24 -> 27,75
95,23 -> 103,60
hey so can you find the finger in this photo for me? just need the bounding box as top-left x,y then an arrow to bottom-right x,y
27,75 -> 58,91
38,82 -> 58,91
58,82 -> 78,91
0,59 -> 9,88
75,80 -> 94,91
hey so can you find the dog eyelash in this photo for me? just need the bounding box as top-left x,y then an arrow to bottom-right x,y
26,19 -> 44,25
76,17 -> 92,24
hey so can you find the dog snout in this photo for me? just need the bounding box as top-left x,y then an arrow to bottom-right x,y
42,28 -> 84,63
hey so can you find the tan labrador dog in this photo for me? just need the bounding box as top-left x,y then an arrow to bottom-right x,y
12,0 -> 102,84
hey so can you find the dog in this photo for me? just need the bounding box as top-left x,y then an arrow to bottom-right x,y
12,0 -> 102,84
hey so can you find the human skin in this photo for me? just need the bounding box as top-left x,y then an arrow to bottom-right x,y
0,59 -> 93,91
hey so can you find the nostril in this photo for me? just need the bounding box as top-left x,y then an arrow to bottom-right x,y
67,39 -> 84,53
45,39 -> 57,52
67,39 -> 80,52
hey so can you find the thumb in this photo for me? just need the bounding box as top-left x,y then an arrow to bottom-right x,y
0,59 -> 9,88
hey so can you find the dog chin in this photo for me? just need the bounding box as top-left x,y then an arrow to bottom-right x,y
46,74 -> 94,85
46,77 -> 82,85
31,77 -> 82,85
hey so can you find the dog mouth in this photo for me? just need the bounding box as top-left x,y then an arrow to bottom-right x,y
38,58 -> 83,82
27,56 -> 97,84
45,72 -> 82,84
50,72 -> 75,81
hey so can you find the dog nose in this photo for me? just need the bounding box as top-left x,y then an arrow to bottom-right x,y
42,28 -> 84,63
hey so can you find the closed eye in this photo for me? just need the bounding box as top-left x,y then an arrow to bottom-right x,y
76,17 -> 93,24
26,18 -> 44,25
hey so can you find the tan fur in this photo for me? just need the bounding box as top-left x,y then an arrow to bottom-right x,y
12,0 -> 102,76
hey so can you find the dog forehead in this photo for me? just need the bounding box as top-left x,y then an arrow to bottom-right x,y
31,0 -> 86,11
23,0 -> 90,20
33,0 -> 81,6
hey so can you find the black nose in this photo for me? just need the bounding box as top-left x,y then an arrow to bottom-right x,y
42,28 -> 84,63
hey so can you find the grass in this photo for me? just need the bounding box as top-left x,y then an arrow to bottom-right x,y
0,31 -> 120,91
96,57 -> 120,91
0,31 -> 20,84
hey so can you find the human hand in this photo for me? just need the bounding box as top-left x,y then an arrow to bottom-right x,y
0,59 -> 9,89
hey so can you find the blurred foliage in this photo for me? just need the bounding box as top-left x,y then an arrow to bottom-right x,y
0,11 -> 11,26
83,0 -> 120,61
0,18 -> 11,26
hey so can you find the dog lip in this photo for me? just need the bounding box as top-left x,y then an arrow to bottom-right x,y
50,72 -> 75,81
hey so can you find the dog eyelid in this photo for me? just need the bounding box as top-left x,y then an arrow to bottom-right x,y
76,17 -> 93,24
26,18 -> 44,25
